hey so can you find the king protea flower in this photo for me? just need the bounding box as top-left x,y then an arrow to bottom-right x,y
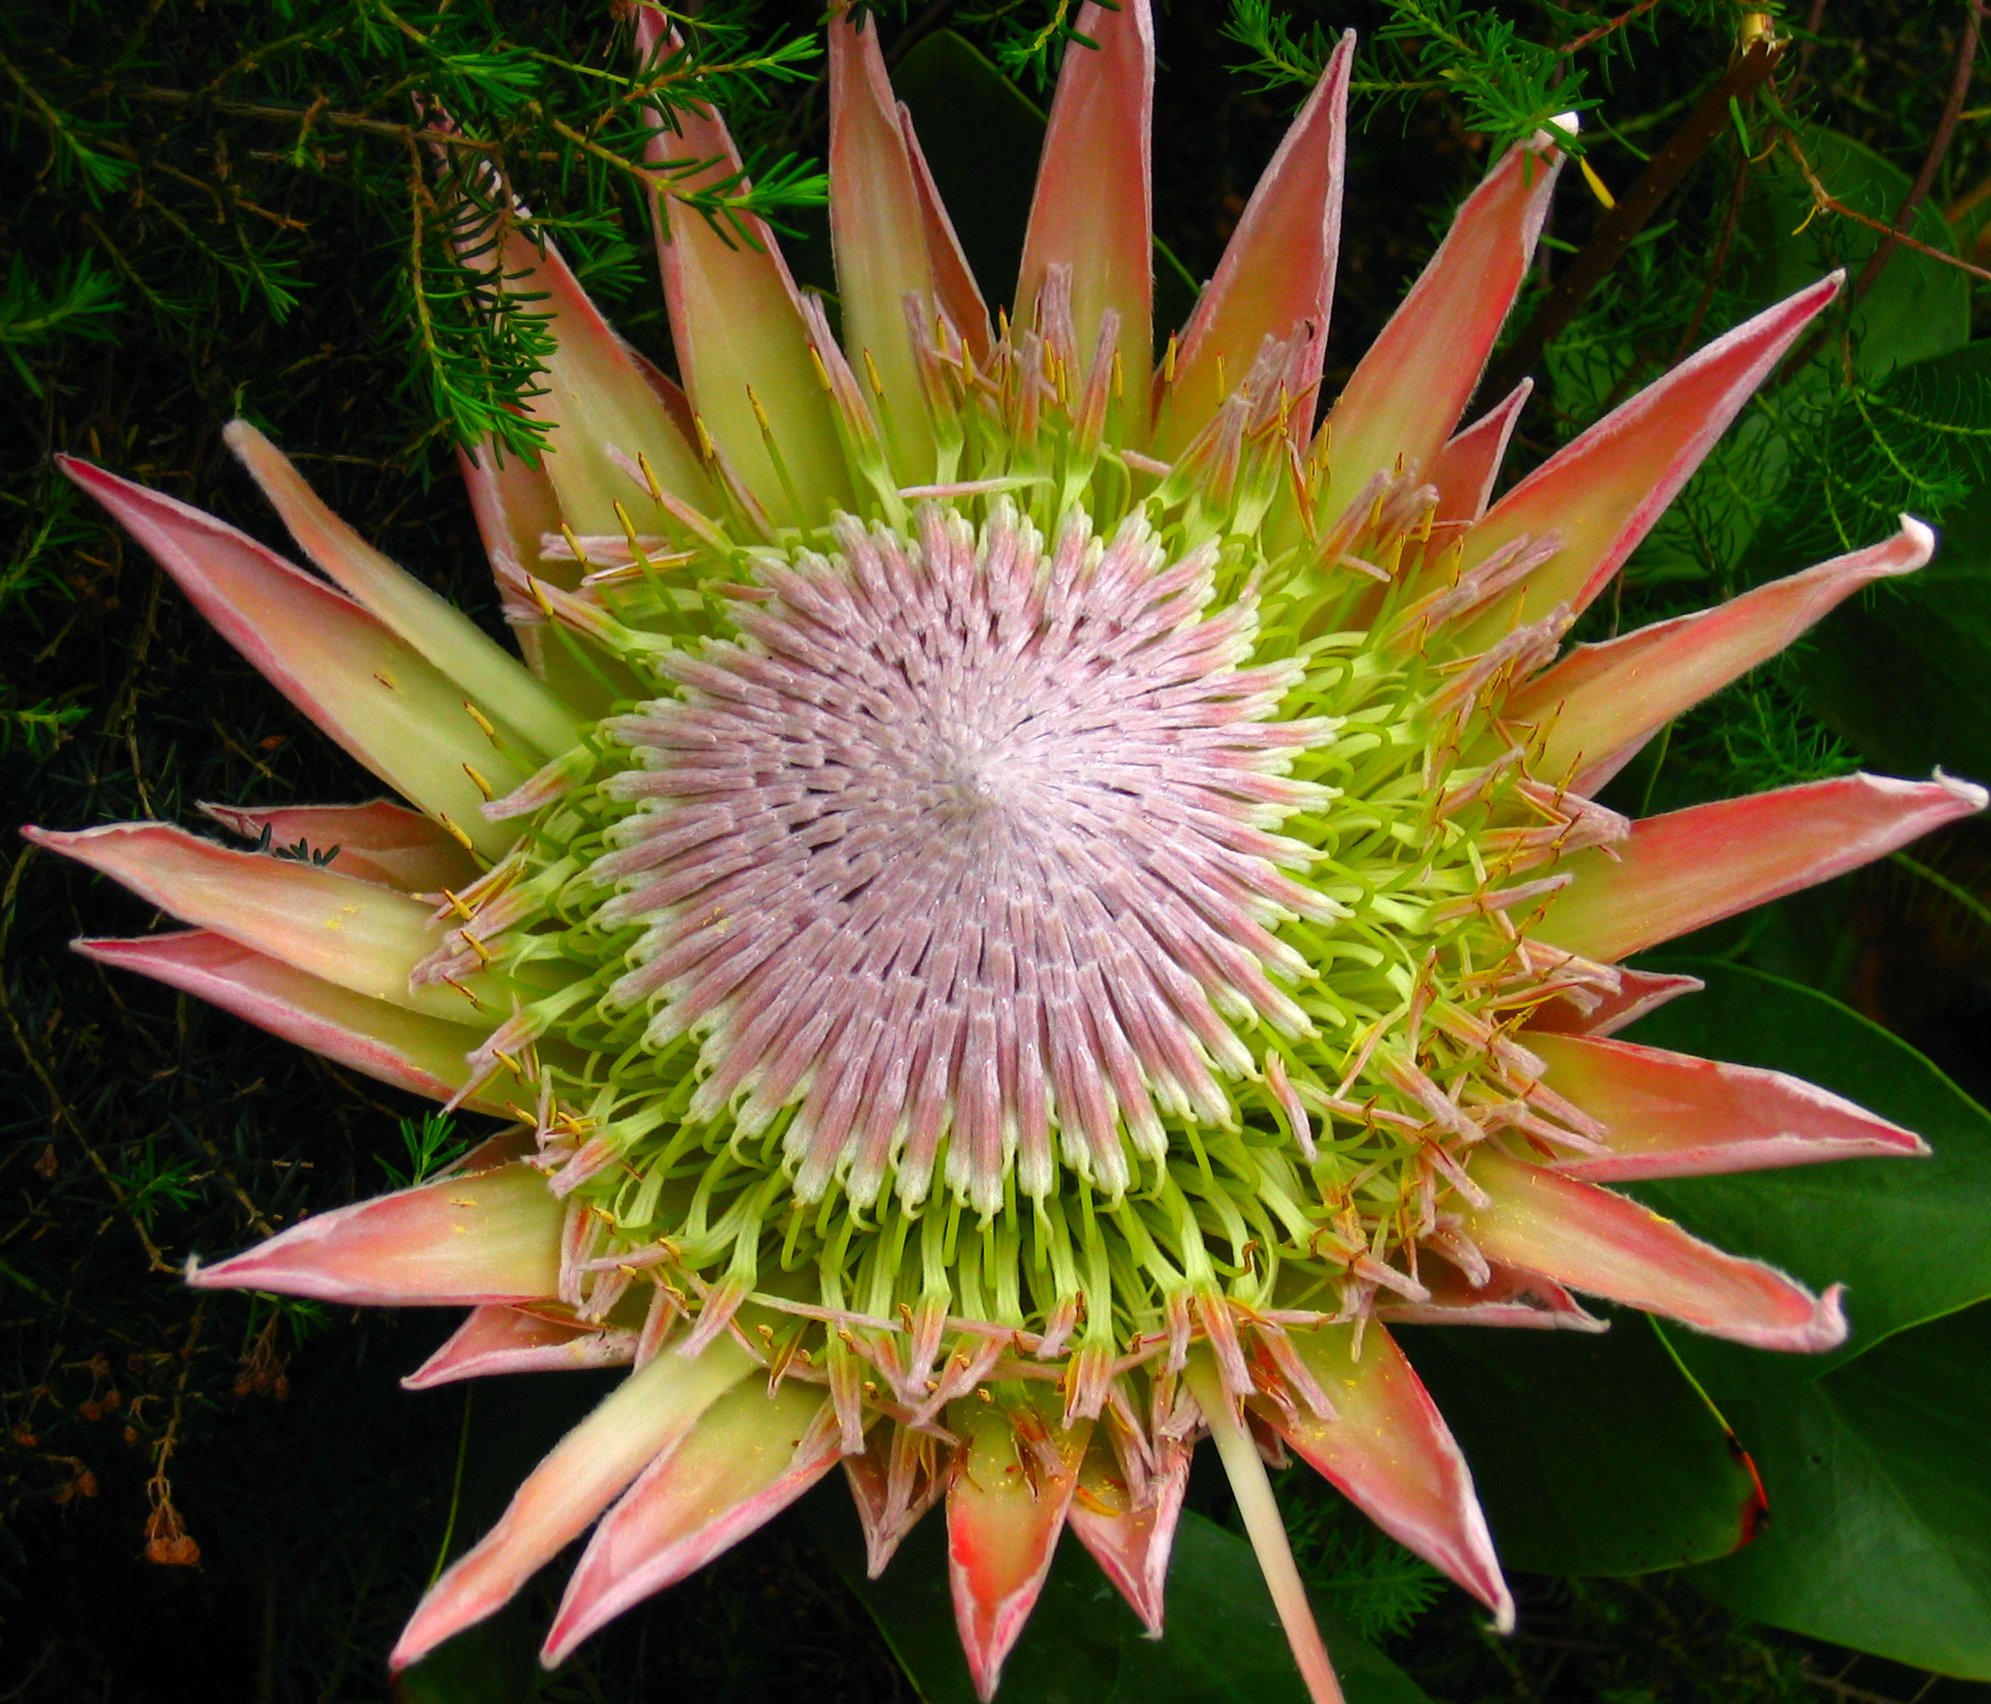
28,6 -> 1985,1700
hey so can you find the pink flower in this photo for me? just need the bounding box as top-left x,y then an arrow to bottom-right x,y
27,6 -> 1982,1700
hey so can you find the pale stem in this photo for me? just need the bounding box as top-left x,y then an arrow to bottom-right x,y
1184,1356 -> 1346,1704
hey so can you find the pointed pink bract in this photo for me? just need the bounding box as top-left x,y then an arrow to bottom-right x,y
1457,274 -> 1842,636
1534,1031 -> 1927,1181
1428,379 -> 1533,527
190,1162 -> 561,1307
947,1404 -> 1088,1701
57,458 -> 523,856
1322,134 -> 1562,515
1463,1149 -> 1848,1351
224,422 -> 580,758
25,821 -> 481,1021
403,1305 -> 636,1390
1514,517 -> 1934,791
72,930 -> 520,1110
542,1380 -> 839,1663
1153,33 -> 1352,456
391,1341 -> 752,1668
1545,772 -> 1987,963
633,13 -> 851,523
1274,1322 -> 1513,1629
1067,1434 -> 1191,1635
199,798 -> 476,893
829,8 -> 987,473
1017,0 -> 1155,419
1524,968 -> 1705,1040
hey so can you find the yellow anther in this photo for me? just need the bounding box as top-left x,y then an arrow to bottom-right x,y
558,524 -> 592,569
611,499 -> 642,555
747,385 -> 775,437
635,450 -> 665,501
1578,155 -> 1616,211
693,414 -> 716,461
862,347 -> 887,398
1214,351 -> 1228,403
1162,332 -> 1179,385
437,815 -> 476,853
808,343 -> 833,392
462,763 -> 493,801
462,700 -> 497,740
440,886 -> 476,922
493,1047 -> 523,1074
1110,348 -> 1124,400
461,930 -> 493,965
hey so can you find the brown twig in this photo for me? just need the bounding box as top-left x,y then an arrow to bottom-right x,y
132,86 -> 500,153
1780,0 -> 1985,377
1669,151 -> 1752,366
1795,0 -> 1833,87
1783,138 -> 1991,282
0,848 -> 173,1275
1480,32 -> 1789,405
1560,0 -> 1666,56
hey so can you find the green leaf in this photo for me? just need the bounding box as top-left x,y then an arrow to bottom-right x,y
1622,960 -> 1991,1391
1399,1317 -> 1760,1577
1794,341 -> 1991,783
1744,128 -> 1970,382
1691,1304 -> 1991,1679
810,1494 -> 1435,1704
891,30 -> 1201,348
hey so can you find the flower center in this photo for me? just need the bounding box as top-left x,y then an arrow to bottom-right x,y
590,502 -> 1330,1212
443,471 -> 1616,1396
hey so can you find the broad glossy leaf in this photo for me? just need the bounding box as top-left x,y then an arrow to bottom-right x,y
1624,960 -> 1991,1391
1692,1304 -> 1991,1679
1745,128 -> 1970,381
812,1491 -> 1434,1704
1400,1318 -> 1759,1577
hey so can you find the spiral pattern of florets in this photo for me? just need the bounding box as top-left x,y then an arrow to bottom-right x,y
585,501 -> 1335,1214
405,303 -> 1625,1436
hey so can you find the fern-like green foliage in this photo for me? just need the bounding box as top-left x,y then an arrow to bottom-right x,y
1224,0 -> 1743,155
1279,1476 -> 1446,1643
2,1 -> 824,457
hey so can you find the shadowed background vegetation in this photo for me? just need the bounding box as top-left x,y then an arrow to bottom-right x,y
4,3 -> 1991,1700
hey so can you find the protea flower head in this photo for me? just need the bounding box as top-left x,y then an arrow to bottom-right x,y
28,5 -> 1985,1699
